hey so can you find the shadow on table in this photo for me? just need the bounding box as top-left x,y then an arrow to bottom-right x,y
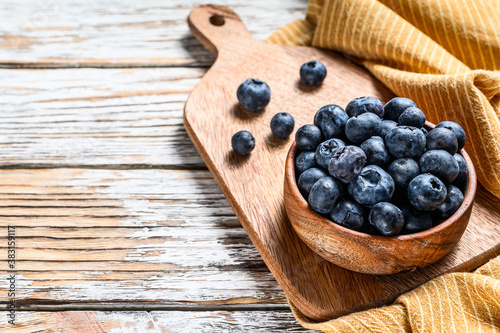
180,34 -> 215,67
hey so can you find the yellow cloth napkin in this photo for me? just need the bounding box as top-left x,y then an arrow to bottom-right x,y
267,0 -> 500,331
268,0 -> 500,199
288,256 -> 500,332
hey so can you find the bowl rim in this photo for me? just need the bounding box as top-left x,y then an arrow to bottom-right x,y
285,121 -> 477,242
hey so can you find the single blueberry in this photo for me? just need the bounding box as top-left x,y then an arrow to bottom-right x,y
407,174 -> 447,210
385,126 -> 426,159
380,120 -> 398,139
369,202 -> 404,236
384,97 -> 417,121
436,121 -> 466,150
295,151 -> 317,176
398,107 -> 426,128
330,200 -> 366,231
270,112 -> 295,139
419,150 -> 459,183
451,153 -> 469,189
298,168 -> 328,198
313,104 -> 349,139
345,112 -> 382,144
231,130 -> 255,155
328,145 -> 367,184
236,78 -> 271,111
300,60 -> 327,86
426,127 -> 458,155
359,136 -> 391,168
433,185 -> 464,220
345,96 -> 385,118
295,124 -> 323,151
308,176 -> 344,214
315,138 -> 346,169
387,158 -> 420,188
401,205 -> 433,234
347,165 -> 395,207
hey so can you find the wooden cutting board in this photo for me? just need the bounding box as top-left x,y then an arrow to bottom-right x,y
184,5 -> 500,321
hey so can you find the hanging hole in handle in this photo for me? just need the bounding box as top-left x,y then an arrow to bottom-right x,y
209,14 -> 225,26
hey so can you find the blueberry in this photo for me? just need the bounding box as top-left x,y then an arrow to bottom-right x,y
231,130 -> 255,155
308,176 -> 344,214
387,158 -> 420,189
419,150 -> 459,183
348,165 -> 395,207
313,104 -> 349,139
401,205 -> 433,234
295,125 -> 323,151
398,107 -> 426,128
385,126 -> 426,159
300,60 -> 327,86
421,127 -> 428,136
407,174 -> 447,210
451,153 -> 469,189
328,146 -> 367,184
236,78 -> 271,111
315,138 -> 346,169
330,200 -> 366,230
345,112 -> 382,144
369,202 -> 404,236
433,185 -> 464,220
295,151 -> 317,176
436,121 -> 466,150
380,120 -> 398,139
359,136 -> 391,168
426,127 -> 458,155
345,97 -> 384,118
298,168 -> 328,198
270,112 -> 295,139
384,97 -> 417,121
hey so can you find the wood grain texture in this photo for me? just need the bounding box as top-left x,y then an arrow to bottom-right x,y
0,311 -> 312,332
0,67 -> 207,168
184,5 -> 500,321
0,0 -> 307,68
285,130 -> 477,275
0,168 -> 289,307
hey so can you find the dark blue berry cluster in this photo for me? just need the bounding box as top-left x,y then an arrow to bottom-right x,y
295,97 -> 468,236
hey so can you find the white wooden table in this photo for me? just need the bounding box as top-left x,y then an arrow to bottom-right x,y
0,0 -> 319,331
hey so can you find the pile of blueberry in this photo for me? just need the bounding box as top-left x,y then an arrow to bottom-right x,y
230,61 -> 469,237
295,97 -> 469,236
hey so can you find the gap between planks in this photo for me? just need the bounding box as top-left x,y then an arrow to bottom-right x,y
0,64 -> 212,70
1,304 -> 291,312
0,164 -> 209,171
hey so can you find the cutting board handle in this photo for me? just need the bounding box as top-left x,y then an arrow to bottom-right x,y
188,5 -> 256,56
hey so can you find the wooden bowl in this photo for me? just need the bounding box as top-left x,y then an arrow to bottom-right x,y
284,123 -> 477,275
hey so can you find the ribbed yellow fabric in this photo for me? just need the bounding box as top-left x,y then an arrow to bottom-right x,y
266,1 -> 500,331
267,0 -> 500,199
286,256 -> 500,332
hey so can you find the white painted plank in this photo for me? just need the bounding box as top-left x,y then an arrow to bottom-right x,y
0,67 -> 206,168
0,311 -> 315,332
0,168 -> 287,305
0,0 -> 307,67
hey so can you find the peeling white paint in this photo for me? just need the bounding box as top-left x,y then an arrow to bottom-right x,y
0,274 -> 35,298
0,0 -> 307,66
